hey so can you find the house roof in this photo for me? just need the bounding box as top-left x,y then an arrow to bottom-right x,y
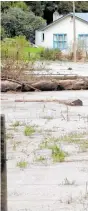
39,13 -> 88,31
71,13 -> 88,22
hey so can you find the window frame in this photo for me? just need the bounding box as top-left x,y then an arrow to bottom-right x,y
78,34 -> 88,49
53,34 -> 67,50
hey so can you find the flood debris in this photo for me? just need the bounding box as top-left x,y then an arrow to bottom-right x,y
1,78 -> 88,92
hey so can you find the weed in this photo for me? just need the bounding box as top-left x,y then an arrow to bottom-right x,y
51,145 -> 67,162
40,140 -> 48,149
24,126 -> 35,136
17,160 -> 28,168
80,140 -> 88,152
36,156 -> 46,162
39,137 -> 60,149
12,121 -> 20,127
59,133 -> 85,143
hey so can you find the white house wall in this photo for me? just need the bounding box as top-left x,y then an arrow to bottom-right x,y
35,16 -> 88,51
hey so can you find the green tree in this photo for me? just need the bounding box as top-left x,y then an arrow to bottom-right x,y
0,27 -> 6,40
1,1 -> 29,12
26,1 -> 88,24
1,7 -> 46,42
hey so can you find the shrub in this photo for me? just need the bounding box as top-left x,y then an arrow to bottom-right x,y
1,36 -> 30,61
1,7 -> 46,42
51,145 -> 66,162
24,126 -> 35,136
40,48 -> 62,60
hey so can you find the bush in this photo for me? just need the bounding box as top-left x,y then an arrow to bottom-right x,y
1,36 -> 31,61
1,7 -> 46,42
0,27 -> 6,40
40,48 -> 62,60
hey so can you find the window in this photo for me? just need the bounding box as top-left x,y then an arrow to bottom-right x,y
53,34 -> 67,50
78,34 -> 88,50
42,33 -> 44,42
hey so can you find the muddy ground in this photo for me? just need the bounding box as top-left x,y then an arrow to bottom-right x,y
1,90 -> 88,211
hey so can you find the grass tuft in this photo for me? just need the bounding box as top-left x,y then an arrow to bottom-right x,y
17,160 -> 28,168
12,121 -> 20,127
24,126 -> 35,136
36,156 -> 46,162
51,145 -> 67,162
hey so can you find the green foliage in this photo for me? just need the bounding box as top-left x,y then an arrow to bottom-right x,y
1,35 -> 62,61
1,36 -> 30,61
1,7 -> 46,41
24,126 -> 35,136
1,1 -> 29,12
10,1 -> 28,11
36,156 -> 46,162
40,48 -> 62,60
17,160 -> 28,168
0,27 -> 6,40
26,1 -> 88,24
51,145 -> 66,162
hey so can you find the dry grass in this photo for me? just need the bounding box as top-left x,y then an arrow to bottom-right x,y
1,59 -> 36,82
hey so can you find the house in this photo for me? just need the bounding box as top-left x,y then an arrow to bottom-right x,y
35,12 -> 88,52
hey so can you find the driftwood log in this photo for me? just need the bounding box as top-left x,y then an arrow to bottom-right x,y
1,78 -> 88,92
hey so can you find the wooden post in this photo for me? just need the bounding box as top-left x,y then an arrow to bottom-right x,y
1,115 -> 7,211
73,1 -> 76,62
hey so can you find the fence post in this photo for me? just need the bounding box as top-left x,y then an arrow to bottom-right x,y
1,114 -> 7,211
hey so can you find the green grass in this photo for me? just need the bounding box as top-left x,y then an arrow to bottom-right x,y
80,141 -> 88,152
24,126 -> 35,136
39,137 -> 61,149
24,47 -> 43,53
17,160 -> 28,168
36,156 -> 46,162
51,145 -> 67,162
39,137 -> 67,163
62,133 -> 84,143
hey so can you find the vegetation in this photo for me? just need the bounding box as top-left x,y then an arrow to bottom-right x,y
12,121 -> 20,127
40,48 -> 62,60
1,36 -> 62,62
36,156 -> 46,162
1,3 -> 45,42
1,1 -> 88,70
24,126 -> 35,136
1,1 -> 88,41
51,145 -> 67,162
17,160 -> 28,168
25,1 -> 88,24
39,137 -> 67,162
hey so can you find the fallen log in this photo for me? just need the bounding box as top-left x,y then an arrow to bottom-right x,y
1,80 -> 22,92
32,80 -> 64,91
1,78 -> 88,92
1,79 -> 41,92
58,78 -> 88,90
